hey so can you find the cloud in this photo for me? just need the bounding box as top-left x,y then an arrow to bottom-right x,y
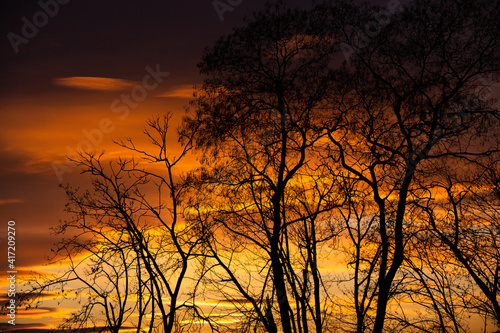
187,299 -> 254,308
0,323 -> 51,332
0,291 -> 59,304
0,199 -> 23,206
53,76 -> 139,92
0,322 -> 133,333
156,84 -> 194,98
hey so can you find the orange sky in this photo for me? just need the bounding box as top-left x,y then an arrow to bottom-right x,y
0,0 -> 287,328
1,1 -> 497,331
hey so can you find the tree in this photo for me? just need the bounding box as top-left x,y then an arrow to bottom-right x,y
413,156 -> 500,330
399,217 -> 471,332
322,0 -> 500,331
182,2 -> 343,332
333,178 -> 381,332
27,115 -> 203,333
20,1 -> 500,332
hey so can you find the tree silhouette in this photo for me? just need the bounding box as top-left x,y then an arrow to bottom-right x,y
26,115 -> 203,333
417,157 -> 500,329
22,1 -> 500,332
182,3 -> 343,332
322,0 -> 500,331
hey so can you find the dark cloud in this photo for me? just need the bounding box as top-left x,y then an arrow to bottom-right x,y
1,0 -> 312,98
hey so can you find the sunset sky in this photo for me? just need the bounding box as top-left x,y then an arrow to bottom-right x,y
3,1 -> 494,332
0,1 -> 311,329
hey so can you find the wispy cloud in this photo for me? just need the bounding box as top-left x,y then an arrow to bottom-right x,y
156,84 -> 194,98
54,76 -> 139,91
0,291 -> 59,304
0,198 -> 23,205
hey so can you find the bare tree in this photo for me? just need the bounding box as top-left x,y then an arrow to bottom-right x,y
20,1 -> 500,332
333,178 -> 381,332
399,222 -> 471,332
322,0 -> 500,331
182,3 -> 343,332
27,114 -> 203,333
412,157 -> 500,331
